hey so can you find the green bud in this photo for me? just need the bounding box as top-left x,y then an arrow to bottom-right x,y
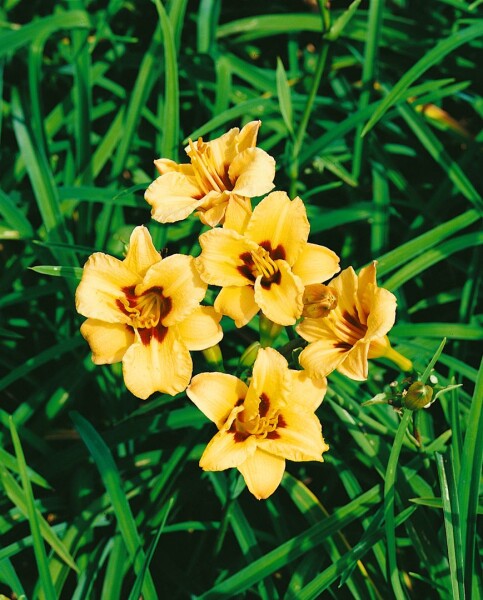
403,381 -> 433,410
202,344 -> 223,369
259,314 -> 283,347
239,342 -> 261,368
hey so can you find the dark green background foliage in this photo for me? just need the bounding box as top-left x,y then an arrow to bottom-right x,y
0,0 -> 481,598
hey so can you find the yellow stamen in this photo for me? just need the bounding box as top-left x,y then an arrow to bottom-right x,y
118,288 -> 169,329
250,247 -> 278,280
188,138 -> 229,194
237,412 -> 280,438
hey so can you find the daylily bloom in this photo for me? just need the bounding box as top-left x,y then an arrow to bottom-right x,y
76,226 -> 223,399
195,191 -> 340,327
144,121 -> 276,230
297,261 -> 403,380
187,347 -> 329,500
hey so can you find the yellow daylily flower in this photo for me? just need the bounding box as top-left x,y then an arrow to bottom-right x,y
297,261 -> 404,380
195,191 -> 341,327
144,121 -> 276,230
187,347 -> 329,500
76,226 -> 223,399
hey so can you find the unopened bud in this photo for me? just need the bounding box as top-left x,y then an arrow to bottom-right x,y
239,342 -> 260,368
403,381 -> 433,410
302,284 -> 338,318
202,344 -> 223,369
259,314 -> 283,347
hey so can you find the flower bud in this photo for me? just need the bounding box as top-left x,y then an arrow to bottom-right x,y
239,342 -> 261,368
259,313 -> 283,347
202,344 -> 223,369
402,381 -> 433,410
302,284 -> 338,318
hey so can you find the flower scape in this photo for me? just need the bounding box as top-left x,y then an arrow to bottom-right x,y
76,121 -> 412,499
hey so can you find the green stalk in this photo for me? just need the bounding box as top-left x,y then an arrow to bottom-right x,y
384,408 -> 412,599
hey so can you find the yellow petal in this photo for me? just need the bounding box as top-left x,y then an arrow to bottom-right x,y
154,158 -> 195,177
175,306 -> 223,350
223,194 -> 252,233
245,192 -> 309,266
337,342 -> 370,380
365,287 -> 397,340
200,428 -> 257,471
122,327 -> 192,399
254,261 -> 304,326
187,372 -> 248,428
138,254 -> 207,327
244,347 -> 290,417
236,120 -> 261,151
356,261 -> 378,322
123,225 -> 162,277
261,409 -> 328,462
80,319 -> 134,364
298,339 -> 347,379
328,267 -> 360,320
145,171 -> 203,223
238,449 -> 286,500
229,148 -> 275,198
197,190 -> 229,227
214,286 -> 259,327
187,127 -> 239,175
296,314 -> 336,343
196,229 -> 257,286
288,369 -> 327,412
292,243 -> 340,285
76,252 -> 141,323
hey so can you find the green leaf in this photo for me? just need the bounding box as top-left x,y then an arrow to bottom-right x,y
436,452 -> 465,600
325,0 -> 362,42
376,209 -> 480,277
458,357 -> 483,598
392,323 -> 483,341
7,419 -> 78,576
384,409 -> 413,599
153,0 -> 179,160
409,497 -> 483,514
276,57 -> 294,136
297,506 -> 416,600
361,21 -> 483,136
70,412 -> 158,599
30,266 -> 84,279
0,188 -> 34,238
0,10 -> 91,58
198,485 -> 382,598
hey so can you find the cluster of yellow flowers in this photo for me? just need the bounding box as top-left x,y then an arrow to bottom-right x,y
76,121 -> 409,499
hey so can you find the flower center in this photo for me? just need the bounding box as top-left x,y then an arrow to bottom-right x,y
238,412 -> 281,439
250,247 -> 279,280
333,310 -> 368,349
117,286 -> 172,329
228,393 -> 286,442
187,138 -> 232,195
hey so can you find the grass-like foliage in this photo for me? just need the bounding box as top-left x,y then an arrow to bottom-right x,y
1,0 -> 482,598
